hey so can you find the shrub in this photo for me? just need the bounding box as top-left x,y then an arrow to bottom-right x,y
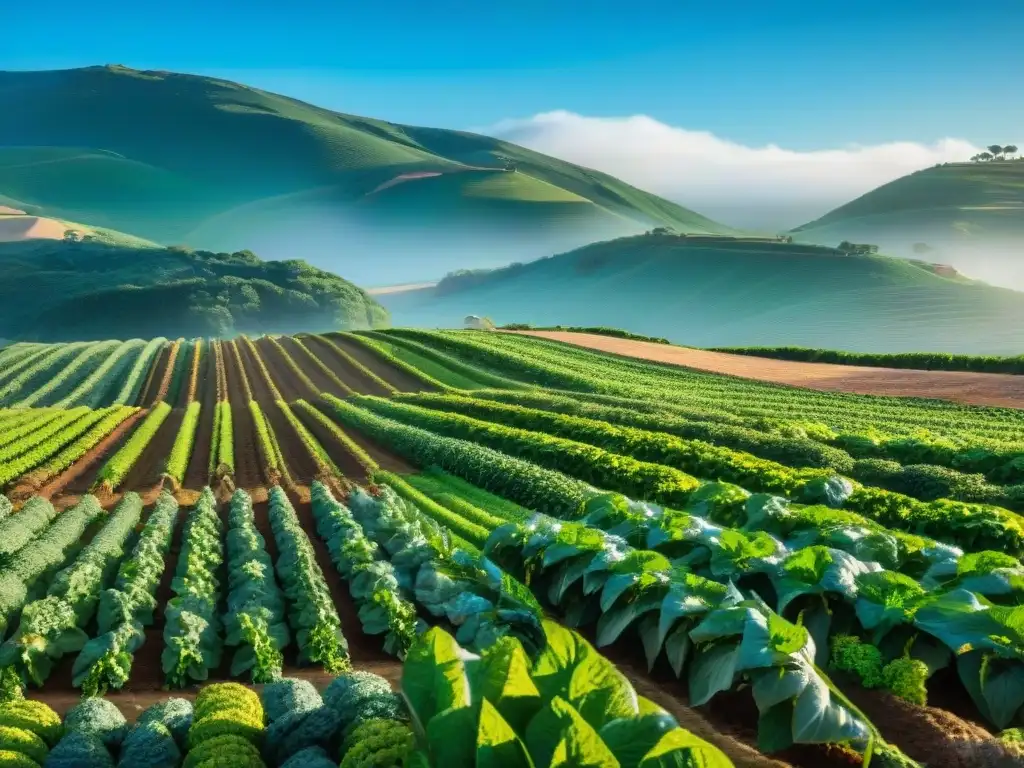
62,698 -> 126,748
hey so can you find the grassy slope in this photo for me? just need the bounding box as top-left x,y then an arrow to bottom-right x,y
0,238 -> 389,341
0,65 -> 731,282
379,233 -> 1024,354
793,162 -> 1024,287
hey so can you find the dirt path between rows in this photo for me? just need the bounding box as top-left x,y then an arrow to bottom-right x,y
137,344 -> 171,407
279,337 -> 349,398
122,409 -> 184,492
257,337 -> 311,401
509,331 -> 1024,409
184,350 -> 216,491
301,335 -> 392,396
223,341 -> 264,490
323,333 -> 428,393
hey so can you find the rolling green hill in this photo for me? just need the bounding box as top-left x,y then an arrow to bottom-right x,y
0,65 -> 732,284
379,232 -> 1024,353
793,161 -> 1024,289
0,238 -> 388,341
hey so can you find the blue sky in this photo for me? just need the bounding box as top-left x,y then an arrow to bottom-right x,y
3,0 -> 1022,148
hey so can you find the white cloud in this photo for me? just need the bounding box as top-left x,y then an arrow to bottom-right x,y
482,111 -> 981,230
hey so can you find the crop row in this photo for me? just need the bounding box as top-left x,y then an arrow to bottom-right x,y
341,332 -> 451,390
305,334 -> 396,394
224,489 -> 288,682
267,486 -> 349,672
214,339 -> 228,402
165,401 -> 202,485
15,341 -> 122,408
0,407 -> 91,465
163,487 -> 223,687
0,406 -> 137,489
0,342 -> 88,406
53,339 -> 147,409
266,335 -> 319,395
289,336 -> 355,395
114,336 -> 167,405
0,613 -> 742,768
0,494 -> 142,691
354,394 -> 1024,557
386,329 -> 1024,447
250,401 -> 288,485
73,491 -> 179,696
95,401 -> 172,490
186,338 -> 203,403
213,401 -> 233,475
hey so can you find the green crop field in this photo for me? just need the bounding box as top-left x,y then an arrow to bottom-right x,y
1,329 -> 1023,766
381,231 -> 1024,353
0,65 -> 734,283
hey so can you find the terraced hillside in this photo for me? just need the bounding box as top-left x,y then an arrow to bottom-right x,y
0,65 -> 732,283
381,232 -> 1024,353
2,330 -> 1024,767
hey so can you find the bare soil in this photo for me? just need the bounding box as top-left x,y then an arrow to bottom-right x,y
257,337 -> 312,401
301,335 -> 393,396
122,408 -> 184,492
323,333 -> 428,393
294,405 -> 383,482
138,344 -> 171,407
510,331 -> 1024,409
222,341 -> 265,490
45,409 -> 149,498
278,337 -> 349,398
184,350 -> 217,491
268,402 -> 322,486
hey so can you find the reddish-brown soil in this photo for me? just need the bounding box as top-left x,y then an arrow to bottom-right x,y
222,342 -> 264,489
46,409 -> 150,498
257,337 -> 312,401
268,402 -> 322,486
184,350 -> 217,491
300,335 -> 392,396
279,336 -> 350,398
121,408 -> 184,492
175,342 -> 199,408
137,344 -> 171,407
324,333 -> 431,393
237,339 -> 276,404
306,402 -> 416,475
510,331 -> 1024,409
293,406 -> 379,482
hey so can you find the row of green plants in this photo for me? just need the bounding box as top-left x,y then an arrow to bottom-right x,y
710,345 -> 1024,374
54,339 -> 147,409
355,394 -> 1024,557
162,488 -> 224,688
0,407 -> 91,465
334,332 -> 445,391
249,401 -> 287,484
23,407 -> 139,489
266,487 -> 350,673
165,401 -> 201,485
320,394 -> 591,517
359,330 -> 531,390
0,496 -> 102,639
73,492 -> 179,696
0,613 -> 739,768
0,494 -> 143,695
386,329 -> 1024,447
292,400 -> 378,477
277,400 -> 338,476
499,322 -> 673,344
213,401 -> 233,475
14,341 -> 122,409
265,336 -> 319,396
0,406 -> 131,488
304,335 -> 396,395
0,410 -> 60,451
113,337 -> 168,405
0,342 -> 88,407
95,402 -> 173,491
224,489 -> 288,683
310,481 -> 421,657
288,336 -> 355,396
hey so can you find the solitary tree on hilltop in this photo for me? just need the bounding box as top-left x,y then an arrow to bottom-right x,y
1005,144 -> 1018,159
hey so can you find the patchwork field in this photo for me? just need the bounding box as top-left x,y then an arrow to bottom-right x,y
1,330 -> 1024,767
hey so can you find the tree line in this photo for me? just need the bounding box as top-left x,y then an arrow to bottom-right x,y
971,144 -> 1019,162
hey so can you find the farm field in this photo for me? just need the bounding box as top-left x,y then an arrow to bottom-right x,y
1,330 -> 1024,767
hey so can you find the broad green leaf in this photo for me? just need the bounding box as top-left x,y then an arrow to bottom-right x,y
534,620 -> 638,729
688,644 -> 739,706
751,667 -> 811,710
665,624 -> 692,679
757,700 -> 796,754
791,673 -> 869,745
639,727 -> 736,767
477,698 -> 534,768
597,593 -> 662,648
600,713 -> 677,767
473,637 -> 542,732
738,611 -> 809,672
980,656 -> 1024,730
525,696 -> 621,768
403,627 -> 474,728
427,705 -> 477,766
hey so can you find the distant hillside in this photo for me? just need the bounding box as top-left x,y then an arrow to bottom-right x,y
0,238 -> 388,341
792,161 -> 1024,289
379,232 -> 1024,354
0,65 -> 732,284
